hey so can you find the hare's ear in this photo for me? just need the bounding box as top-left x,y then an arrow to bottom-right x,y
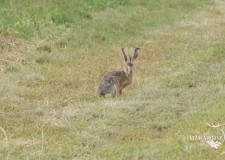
132,48 -> 140,61
121,48 -> 128,62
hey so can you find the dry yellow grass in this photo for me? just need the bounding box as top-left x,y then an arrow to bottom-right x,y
0,0 -> 225,159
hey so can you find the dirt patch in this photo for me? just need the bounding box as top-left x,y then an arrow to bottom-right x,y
0,35 -> 34,64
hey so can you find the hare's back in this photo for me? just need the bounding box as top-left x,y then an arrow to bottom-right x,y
101,71 -> 126,86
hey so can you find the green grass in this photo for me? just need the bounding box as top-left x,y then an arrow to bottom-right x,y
0,0 -> 225,159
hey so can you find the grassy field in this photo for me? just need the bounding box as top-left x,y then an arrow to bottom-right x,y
0,0 -> 225,159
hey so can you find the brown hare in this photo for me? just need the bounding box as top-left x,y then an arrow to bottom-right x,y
98,48 -> 140,97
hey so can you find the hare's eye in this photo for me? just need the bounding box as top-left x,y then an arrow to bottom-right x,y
127,63 -> 133,67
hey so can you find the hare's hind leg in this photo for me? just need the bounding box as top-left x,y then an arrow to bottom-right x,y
110,85 -> 118,98
98,89 -> 105,97
100,93 -> 105,97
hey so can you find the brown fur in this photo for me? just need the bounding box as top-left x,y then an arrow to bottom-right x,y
98,48 -> 140,97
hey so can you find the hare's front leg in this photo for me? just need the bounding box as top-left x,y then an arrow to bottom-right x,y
119,89 -> 122,95
116,86 -> 123,96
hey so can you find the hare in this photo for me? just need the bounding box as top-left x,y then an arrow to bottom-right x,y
98,48 -> 140,97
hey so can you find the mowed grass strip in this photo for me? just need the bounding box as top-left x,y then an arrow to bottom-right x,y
0,0 -> 225,159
